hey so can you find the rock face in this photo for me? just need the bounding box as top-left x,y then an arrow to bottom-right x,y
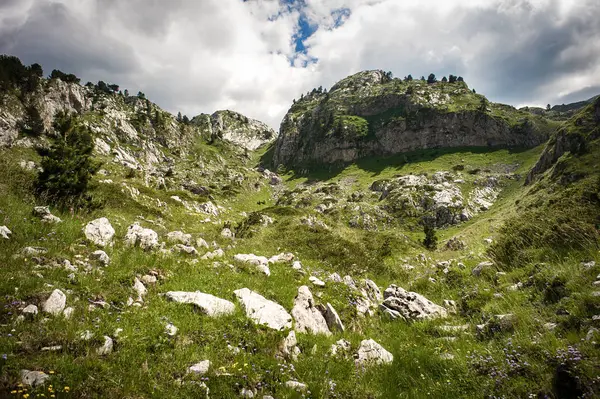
380,285 -> 447,321
166,291 -> 236,317
291,286 -> 331,335
273,70 -> 549,168
124,223 -> 159,250
233,288 -> 292,330
355,339 -> 394,366
42,289 -> 66,315
84,218 -> 115,247
209,110 -> 277,151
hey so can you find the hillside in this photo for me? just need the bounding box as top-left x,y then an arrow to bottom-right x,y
272,70 -> 557,169
0,57 -> 599,399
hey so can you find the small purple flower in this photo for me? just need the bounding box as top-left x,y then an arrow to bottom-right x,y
2,354 -> 7,360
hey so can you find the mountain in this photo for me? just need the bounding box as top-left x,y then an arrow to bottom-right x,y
1,56 -> 599,399
273,70 -> 556,169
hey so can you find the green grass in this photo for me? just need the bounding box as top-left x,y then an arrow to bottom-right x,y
1,132 -> 599,399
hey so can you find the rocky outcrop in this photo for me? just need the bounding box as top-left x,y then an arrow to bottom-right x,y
209,110 -> 277,151
273,70 -> 549,169
380,285 -> 447,321
124,223 -> 159,250
526,97 -> 600,184
291,286 -> 331,335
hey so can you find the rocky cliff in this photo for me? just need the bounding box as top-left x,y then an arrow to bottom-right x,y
273,70 -> 553,169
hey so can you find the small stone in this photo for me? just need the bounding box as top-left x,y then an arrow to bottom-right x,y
330,339 -> 351,356
285,380 -> 308,392
80,330 -> 94,340
355,339 -> 393,365
188,360 -> 211,375
97,336 -> 114,355
309,276 -> 325,287
42,289 -> 66,315
278,330 -> 301,361
22,304 -> 38,318
165,323 -> 178,336
196,237 -> 209,248
221,228 -> 234,238
141,274 -> 157,285
20,370 -> 50,387
240,388 -> 255,398
0,225 -> 13,239
63,307 -> 74,319
292,261 -> 303,270
90,250 -> 110,266
133,277 -> 147,302
472,261 -> 494,276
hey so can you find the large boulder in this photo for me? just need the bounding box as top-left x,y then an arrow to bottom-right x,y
166,291 -> 236,317
355,339 -> 394,366
233,288 -> 292,330
380,285 -> 447,321
124,223 -> 159,250
84,218 -> 115,247
278,330 -> 301,361
291,286 -> 331,335
42,289 -> 66,315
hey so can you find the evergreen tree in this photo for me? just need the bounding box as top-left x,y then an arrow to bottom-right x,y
22,105 -> 45,136
448,74 -> 457,83
404,74 -> 413,81
182,115 -> 190,124
457,76 -> 464,82
176,112 -> 183,123
124,89 -> 129,97
35,112 -> 100,210
441,76 -> 448,83
422,216 -> 438,250
427,74 -> 437,84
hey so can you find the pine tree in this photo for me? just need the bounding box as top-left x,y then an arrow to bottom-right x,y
35,112 -> 100,210
427,74 -> 437,84
422,216 -> 438,250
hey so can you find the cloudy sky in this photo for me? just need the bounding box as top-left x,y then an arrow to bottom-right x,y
1,0 -> 599,129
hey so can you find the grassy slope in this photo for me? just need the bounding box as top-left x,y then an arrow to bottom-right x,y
1,136 -> 599,399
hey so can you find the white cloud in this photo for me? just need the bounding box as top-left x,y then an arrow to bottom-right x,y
0,0 -> 598,130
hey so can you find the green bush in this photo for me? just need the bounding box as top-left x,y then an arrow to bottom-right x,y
35,112 -> 101,210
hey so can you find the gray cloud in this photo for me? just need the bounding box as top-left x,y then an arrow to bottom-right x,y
0,0 -> 598,129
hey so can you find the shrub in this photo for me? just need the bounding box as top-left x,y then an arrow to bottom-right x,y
35,112 -> 101,210
422,216 -> 438,250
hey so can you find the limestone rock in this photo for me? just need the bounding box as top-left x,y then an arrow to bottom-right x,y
380,285 -> 447,320
42,289 -> 66,315
33,206 -> 62,224
165,323 -> 178,336
21,246 -> 48,256
234,254 -> 270,276
330,339 -> 351,356
285,380 -> 308,392
317,303 -> 345,332
196,237 -> 209,248
167,231 -> 192,245
278,330 -> 301,361
199,201 -> 219,216
166,291 -> 235,316
20,370 -> 50,387
221,228 -> 234,238
188,360 -> 211,375
22,304 -> 38,318
309,276 -> 326,287
172,244 -> 199,256
124,223 -> 159,250
201,248 -> 224,259
291,286 -> 331,335
90,250 -> 110,266
133,278 -> 147,302
234,288 -> 292,330
355,339 -> 393,366
269,252 -> 294,263
84,217 -> 115,247
472,261 -> 494,276
97,336 -> 114,355
0,225 -> 11,239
